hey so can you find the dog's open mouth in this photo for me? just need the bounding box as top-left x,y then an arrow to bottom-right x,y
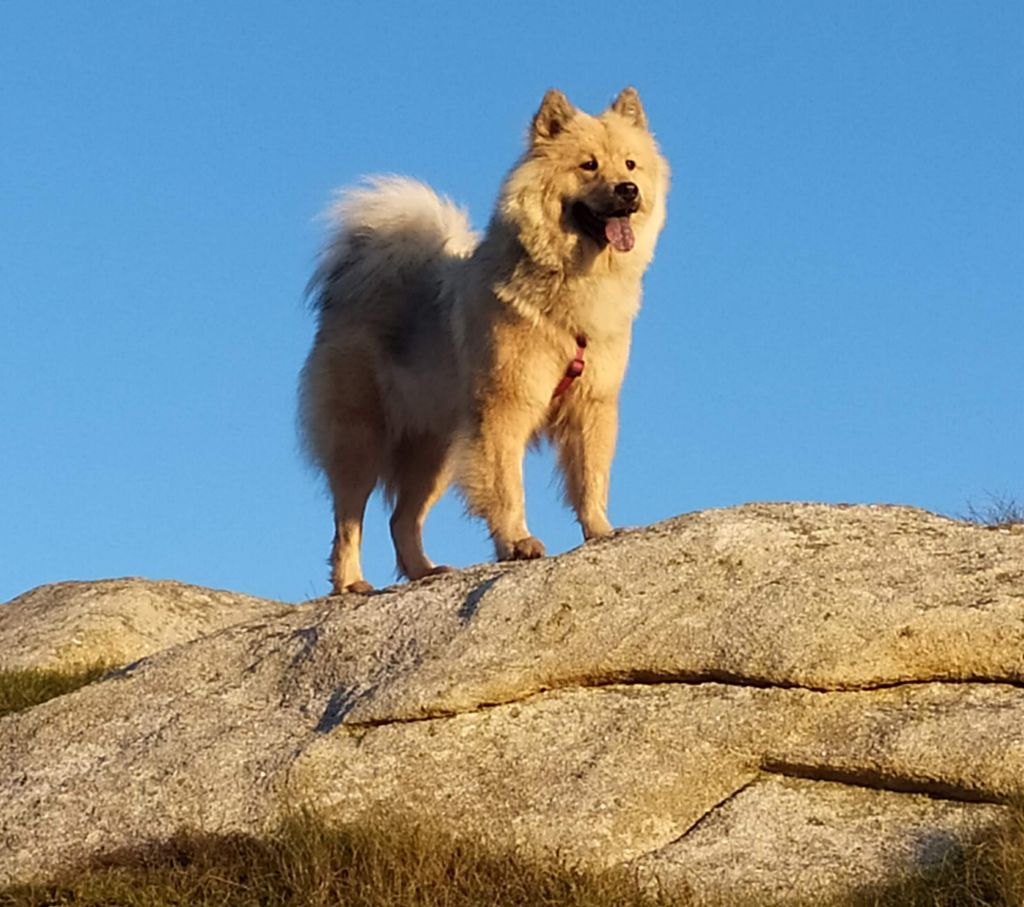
571,202 -> 637,253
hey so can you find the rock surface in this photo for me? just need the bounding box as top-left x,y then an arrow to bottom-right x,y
1,504 -> 1023,905
0,577 -> 289,670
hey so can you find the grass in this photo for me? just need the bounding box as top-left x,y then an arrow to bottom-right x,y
961,492 -> 1024,530
857,803 -> 1024,907
2,806 -> 1024,907
0,663 -> 110,718
0,810 -> 688,907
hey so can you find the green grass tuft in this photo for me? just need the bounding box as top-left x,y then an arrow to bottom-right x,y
0,663 -> 110,718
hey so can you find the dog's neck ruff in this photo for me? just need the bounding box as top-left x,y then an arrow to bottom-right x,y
552,334 -> 588,399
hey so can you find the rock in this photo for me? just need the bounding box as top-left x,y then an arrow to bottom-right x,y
0,577 -> 290,670
1,503 -> 1023,904
634,775 -> 1003,906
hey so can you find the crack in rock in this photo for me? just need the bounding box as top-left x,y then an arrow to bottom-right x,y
671,776 -> 761,844
760,758 -> 1006,805
341,673 -> 1024,729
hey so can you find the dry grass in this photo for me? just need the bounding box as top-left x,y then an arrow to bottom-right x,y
961,492 -> 1024,530
0,663 -> 110,718
0,810 -> 688,907
854,805 -> 1024,907
4,806 -> 1024,907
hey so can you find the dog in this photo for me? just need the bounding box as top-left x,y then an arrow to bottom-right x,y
300,87 -> 669,593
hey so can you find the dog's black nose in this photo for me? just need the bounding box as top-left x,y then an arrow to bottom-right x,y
614,181 -> 639,203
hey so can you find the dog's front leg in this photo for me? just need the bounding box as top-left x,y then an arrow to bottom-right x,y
459,404 -> 545,561
552,396 -> 618,541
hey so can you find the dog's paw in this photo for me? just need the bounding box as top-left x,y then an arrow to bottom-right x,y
416,565 -> 455,582
339,579 -> 374,595
582,519 -> 613,540
508,536 -> 546,560
404,564 -> 455,582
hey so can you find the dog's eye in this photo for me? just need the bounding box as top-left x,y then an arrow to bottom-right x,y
625,159 -> 636,171
579,158 -> 598,171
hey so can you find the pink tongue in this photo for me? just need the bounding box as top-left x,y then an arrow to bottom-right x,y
605,216 -> 635,252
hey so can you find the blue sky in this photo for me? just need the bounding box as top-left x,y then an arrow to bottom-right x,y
2,2 -> 1021,604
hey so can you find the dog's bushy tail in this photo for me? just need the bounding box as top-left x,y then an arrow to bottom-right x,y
307,176 -> 478,317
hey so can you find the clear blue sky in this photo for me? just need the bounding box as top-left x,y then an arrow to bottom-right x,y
2,2 -> 1021,604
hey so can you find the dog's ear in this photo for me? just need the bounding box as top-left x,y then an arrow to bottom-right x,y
532,89 -> 576,141
610,87 -> 647,129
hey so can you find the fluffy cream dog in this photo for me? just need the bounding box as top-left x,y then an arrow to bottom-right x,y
300,87 -> 669,593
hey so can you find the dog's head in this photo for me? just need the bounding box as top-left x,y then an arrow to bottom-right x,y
499,87 -> 670,273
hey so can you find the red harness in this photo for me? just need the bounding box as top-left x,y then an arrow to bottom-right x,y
552,334 -> 588,399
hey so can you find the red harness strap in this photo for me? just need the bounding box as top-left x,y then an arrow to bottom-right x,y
552,334 -> 588,399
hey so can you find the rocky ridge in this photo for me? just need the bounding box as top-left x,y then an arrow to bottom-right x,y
2,503 -> 1023,905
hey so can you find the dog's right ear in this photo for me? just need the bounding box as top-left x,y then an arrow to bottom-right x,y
610,87 -> 648,129
532,89 -> 576,142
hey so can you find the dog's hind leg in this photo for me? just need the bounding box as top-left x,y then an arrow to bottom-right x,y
388,433 -> 453,581
326,423 -> 382,595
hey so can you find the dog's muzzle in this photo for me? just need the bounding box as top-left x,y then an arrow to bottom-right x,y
571,190 -> 640,252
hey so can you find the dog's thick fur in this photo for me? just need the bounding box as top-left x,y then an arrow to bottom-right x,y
300,87 -> 669,593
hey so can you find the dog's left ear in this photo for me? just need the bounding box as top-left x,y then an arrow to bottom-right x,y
532,89 -> 576,141
610,87 -> 647,129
